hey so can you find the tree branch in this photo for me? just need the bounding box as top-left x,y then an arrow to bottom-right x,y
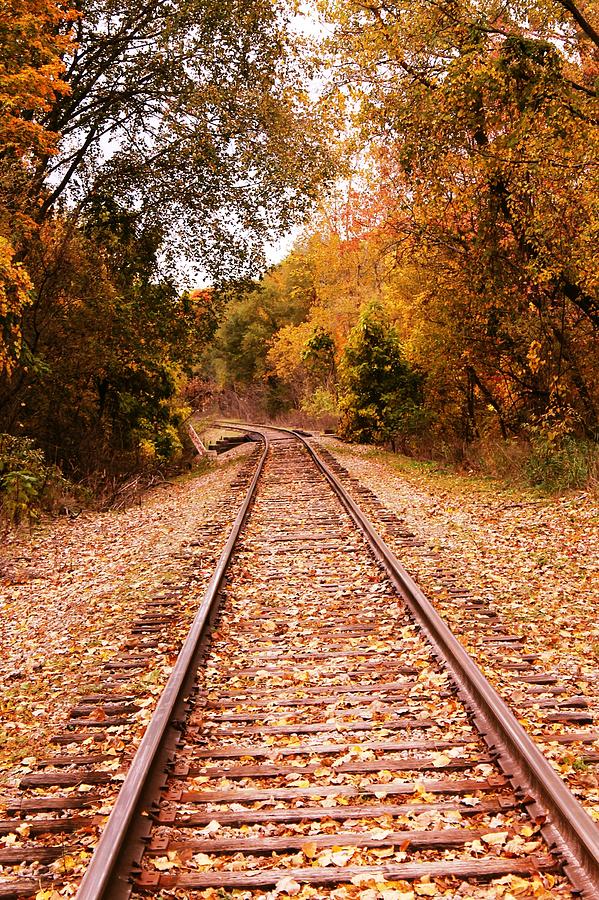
555,0 -> 599,49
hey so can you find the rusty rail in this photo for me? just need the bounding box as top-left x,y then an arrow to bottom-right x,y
69,420 -> 599,899
75,431 -> 269,900
287,425 -> 599,897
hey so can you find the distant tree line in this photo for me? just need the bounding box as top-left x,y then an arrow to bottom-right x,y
207,0 -> 598,486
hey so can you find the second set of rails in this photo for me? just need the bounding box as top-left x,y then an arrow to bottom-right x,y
1,425 -> 598,899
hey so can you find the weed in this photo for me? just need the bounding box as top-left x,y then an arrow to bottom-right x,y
0,434 -> 74,528
525,435 -> 596,492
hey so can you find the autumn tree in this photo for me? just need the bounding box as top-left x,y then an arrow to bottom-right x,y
338,303 -> 423,446
0,0 -> 337,477
207,250 -> 318,412
321,0 -> 599,442
0,198 -> 207,475
0,0 -> 75,373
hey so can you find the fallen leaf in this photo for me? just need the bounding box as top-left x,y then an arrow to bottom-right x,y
275,876 -> 302,895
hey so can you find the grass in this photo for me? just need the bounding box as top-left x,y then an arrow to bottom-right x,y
328,435 -> 598,499
330,442 -> 526,500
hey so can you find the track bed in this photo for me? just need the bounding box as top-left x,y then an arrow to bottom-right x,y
1,430 -> 598,899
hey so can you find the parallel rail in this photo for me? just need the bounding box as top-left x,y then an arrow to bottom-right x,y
71,420 -> 599,898
3,423 -> 597,899
74,430 -> 269,900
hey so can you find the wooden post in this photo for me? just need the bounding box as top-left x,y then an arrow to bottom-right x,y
188,424 -> 208,456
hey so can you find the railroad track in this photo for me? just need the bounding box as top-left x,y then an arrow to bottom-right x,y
1,426 -> 599,899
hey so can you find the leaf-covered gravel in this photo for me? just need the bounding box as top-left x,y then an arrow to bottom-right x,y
0,448 -> 255,801
316,439 -> 599,821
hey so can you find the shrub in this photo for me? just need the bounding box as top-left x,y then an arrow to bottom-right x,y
0,434 -> 72,526
301,388 -> 339,419
338,303 -> 424,446
524,434 -> 596,491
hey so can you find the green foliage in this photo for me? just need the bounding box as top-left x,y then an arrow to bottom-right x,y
339,304 -> 424,445
207,255 -> 316,391
0,0 -> 336,500
1,200 -> 201,478
524,435 -> 596,491
301,327 -> 336,383
301,387 -> 339,419
0,434 -> 71,525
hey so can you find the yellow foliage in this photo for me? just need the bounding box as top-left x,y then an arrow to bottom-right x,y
0,236 -> 32,373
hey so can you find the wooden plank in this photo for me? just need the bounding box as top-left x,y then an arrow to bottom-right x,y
227,662 -> 418,677
206,717 -> 437,736
37,754 -> 112,768
163,798 -> 515,827
184,753 -> 487,778
79,694 -> 134,703
188,424 -> 208,456
544,711 -> 594,724
138,856 -> 557,890
151,826 -> 497,855
190,737 -> 477,759
519,675 -> 559,684
479,635 -> 523,643
0,816 -> 92,835
0,845 -> 75,864
20,770 -> 113,788
70,702 -> 138,716
204,679 -> 417,700
0,880 -> 40,899
204,704 -> 411,723
5,796 -> 100,814
522,697 -> 589,710
253,650 -> 395,661
539,731 -> 599,744
205,686 -> 417,708
64,717 -> 130,727
51,732 -> 106,744
176,775 -> 505,804
263,533 -> 343,542
251,644 -> 394,658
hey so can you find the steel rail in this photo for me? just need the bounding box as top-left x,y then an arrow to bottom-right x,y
221,421 -> 599,898
76,432 -> 269,900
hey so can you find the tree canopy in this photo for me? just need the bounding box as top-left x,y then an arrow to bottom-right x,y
0,0 -> 335,481
1,0 -> 598,499
35,0 -> 334,277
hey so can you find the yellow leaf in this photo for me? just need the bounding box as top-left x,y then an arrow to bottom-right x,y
152,856 -> 177,871
371,847 -> 394,858
481,831 -> 508,845
275,876 -> 302,895
331,848 -> 356,865
302,841 -> 318,859
370,827 -> 392,840
431,753 -> 450,768
510,875 -> 534,894
414,885 -> 437,896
